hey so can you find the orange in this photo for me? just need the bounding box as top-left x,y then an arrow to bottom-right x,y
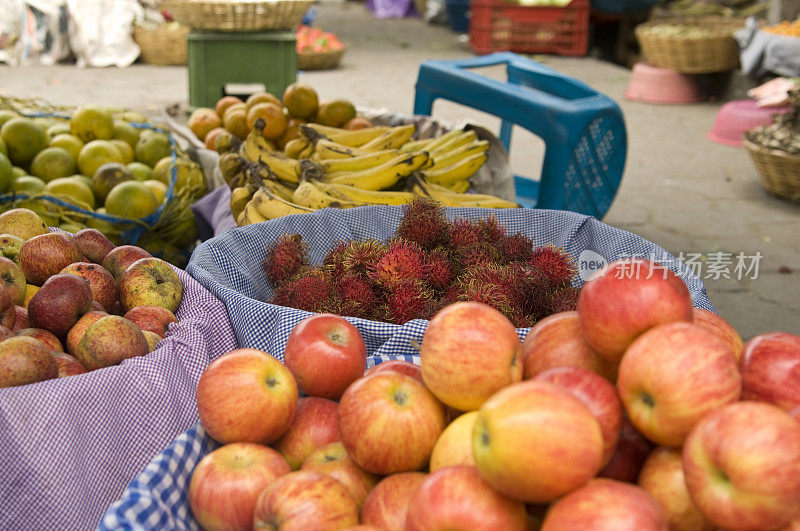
314,99 -> 357,128
246,92 -> 282,110
222,102 -> 247,121
277,118 -> 305,150
188,108 -> 222,140
215,96 -> 243,120
204,127 -> 227,150
246,103 -> 287,140
282,83 -> 319,120
223,108 -> 249,139
343,117 -> 374,130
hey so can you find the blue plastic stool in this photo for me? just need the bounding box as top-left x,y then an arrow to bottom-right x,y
413,52 -> 627,219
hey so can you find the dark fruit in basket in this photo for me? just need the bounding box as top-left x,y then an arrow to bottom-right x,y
477,215 -> 507,243
28,273 -> 93,339
450,218 -> 482,248
529,246 -> 577,290
73,228 -> 116,264
386,279 -> 434,325
425,250 -> 454,291
273,269 -> 334,313
498,233 -> 536,263
547,287 -> 581,314
265,234 -> 308,285
19,232 -> 83,286
395,197 -> 450,250
336,274 -> 378,319
339,239 -> 385,279
0,336 -> 58,388
368,240 -> 427,290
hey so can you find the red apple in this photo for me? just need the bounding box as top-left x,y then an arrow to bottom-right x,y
18,232 -> 83,286
406,466 -> 527,531
473,380 -> 604,503
0,336 -> 58,388
541,478 -> 667,530
577,258 -> 693,364
274,397 -> 340,470
0,325 -> 13,342
0,283 -> 14,330
638,447 -> 711,531
740,332 -> 800,410
338,372 -> 445,475
118,257 -> 183,313
421,302 -> 522,411
101,244 -> 151,279
0,256 -> 26,305
361,472 -> 427,531
60,262 -> 117,312
189,442 -> 290,531
15,328 -> 63,352
429,411 -> 479,472
52,351 -> 88,377
598,412 -> 655,483
617,322 -> 740,446
66,310 -> 107,355
283,313 -> 366,399
73,315 -> 150,370
252,471 -> 359,529
197,349 -> 298,445
683,401 -> 800,530
522,311 -> 616,382
534,366 -> 621,466
122,305 -> 178,338
300,441 -> 378,509
364,359 -> 422,382
692,308 -> 743,360
11,305 -> 28,332
73,228 -> 116,264
27,273 -> 93,338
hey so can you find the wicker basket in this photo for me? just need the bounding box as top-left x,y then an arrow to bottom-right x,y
634,16 -> 746,73
743,137 -> 800,202
297,47 -> 345,70
133,24 -> 189,65
161,0 -> 314,31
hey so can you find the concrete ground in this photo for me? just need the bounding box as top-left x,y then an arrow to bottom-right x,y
1,2 -> 797,339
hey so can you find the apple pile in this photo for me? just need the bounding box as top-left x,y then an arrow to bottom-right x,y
188,256 -> 800,531
0,207 -> 184,388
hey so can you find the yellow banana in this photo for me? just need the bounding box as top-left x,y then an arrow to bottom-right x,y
421,152 -> 487,186
314,181 -> 414,206
293,180 -> 365,210
263,179 -> 297,203
358,124 -> 416,152
316,150 -> 402,174
301,124 -> 390,147
219,152 -> 245,183
314,139 -> 367,159
236,208 -> 249,227
429,140 -> 490,170
240,129 -> 299,183
418,129 -> 462,153
416,178 -> 517,208
230,186 -> 254,220
240,129 -> 277,162
244,201 -> 269,224
284,137 -> 314,159
400,137 -> 436,153
430,130 -> 479,155
327,151 -> 430,191
251,187 -> 314,219
443,180 -> 471,194
257,152 -> 301,183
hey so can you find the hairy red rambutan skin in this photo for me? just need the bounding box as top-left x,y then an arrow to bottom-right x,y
323,240 -> 350,279
425,249 -> 454,292
454,264 -> 522,312
498,232 -> 535,263
368,239 -> 428,290
508,262 -> 552,318
264,233 -> 308,286
336,274 -> 379,319
510,311 -> 537,329
449,219 -> 482,249
271,268 -> 334,313
456,242 -> 502,272
452,280 -> 516,321
395,197 -> 450,250
477,215 -> 506,244
547,286 -> 581,314
529,245 -> 577,289
385,279 -> 434,325
340,239 -> 387,277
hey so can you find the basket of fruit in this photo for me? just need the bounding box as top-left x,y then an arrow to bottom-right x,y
0,207 -> 237,530
634,16 -> 747,73
161,0 -> 314,31
296,26 -> 346,71
132,22 -> 190,66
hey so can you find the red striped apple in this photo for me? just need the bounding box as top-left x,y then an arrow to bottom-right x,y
0,336 -> 57,388
541,478 -> 667,530
364,359 -> 422,382
598,412 -> 655,483
300,441 -> 378,509
338,372 -> 445,475
578,258 -> 693,364
429,411 -> 479,472
274,396 -> 340,470
740,332 -> 800,410
421,302 -> 522,411
406,466 -> 527,531
692,308 -> 743,360
617,322 -> 741,446
361,472 -> 427,531
189,442 -> 290,531
473,380 -> 604,503
16,328 -> 63,352
52,351 -> 88,377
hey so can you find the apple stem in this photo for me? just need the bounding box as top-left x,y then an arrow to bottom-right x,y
266,376 -> 277,388
640,391 -> 655,408
393,390 -> 408,405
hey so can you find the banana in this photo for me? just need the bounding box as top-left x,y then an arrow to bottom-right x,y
219,152 -> 245,183
430,130 -> 479,155
314,181 -> 415,206
314,139 -> 367,159
326,151 -> 430,191
244,201 -> 269,224
284,137 -> 314,159
263,179 -> 297,203
429,140 -> 490,170
417,129 -> 462,153
251,187 -> 314,219
416,178 -> 518,208
443,180 -> 471,194
421,152 -> 487,186
301,124 -> 390,147
236,208 -> 249,227
240,129 -> 299,183
257,152 -> 301,183
316,150 -> 402,174
240,128 -> 276,162
358,124 -> 416,152
293,180 -> 366,210
230,186 -> 254,220
399,137 -> 436,153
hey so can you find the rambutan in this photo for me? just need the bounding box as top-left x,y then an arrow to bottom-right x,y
264,233 -> 308,286
507,262 -> 552,318
336,273 -> 379,319
477,215 -> 506,244
449,219 -> 482,249
452,280 -> 516,321
271,268 -> 334,313
425,249 -> 454,292
323,241 -> 350,279
455,264 -> 522,311
498,232 -> 535,263
528,245 -> 577,289
395,197 -> 450,250
456,242 -> 502,271
547,287 -> 581,314
385,279 -> 434,325
340,239 -> 387,277
368,239 -> 428,290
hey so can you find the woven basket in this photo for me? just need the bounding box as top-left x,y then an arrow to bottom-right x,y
634,16 -> 746,73
297,47 -> 345,70
743,137 -> 800,202
162,0 -> 314,31
133,24 -> 189,65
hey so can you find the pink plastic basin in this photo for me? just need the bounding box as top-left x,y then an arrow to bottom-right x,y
624,62 -> 701,105
708,99 -> 793,147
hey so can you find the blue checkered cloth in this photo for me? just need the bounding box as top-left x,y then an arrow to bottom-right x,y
100,206 -> 713,529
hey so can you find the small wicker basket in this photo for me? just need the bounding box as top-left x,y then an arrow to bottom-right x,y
161,0 -> 314,31
297,47 -> 345,70
743,137 -> 800,202
635,16 -> 746,74
133,24 -> 189,65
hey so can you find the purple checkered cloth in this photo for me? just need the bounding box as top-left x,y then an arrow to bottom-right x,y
0,267 -> 237,531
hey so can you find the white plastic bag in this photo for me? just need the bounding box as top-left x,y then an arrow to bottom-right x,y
17,0 -> 71,66
65,0 -> 142,68
0,0 -> 22,66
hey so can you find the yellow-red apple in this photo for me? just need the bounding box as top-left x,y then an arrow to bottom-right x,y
429,411 -> 479,472
361,472 -> 427,531
692,308 -> 743,361
274,396 -> 340,470
740,332 -> 800,410
300,441 -> 378,509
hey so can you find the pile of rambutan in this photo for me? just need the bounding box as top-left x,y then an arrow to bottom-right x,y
264,197 -> 579,327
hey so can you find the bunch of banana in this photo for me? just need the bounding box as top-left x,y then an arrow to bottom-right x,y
235,162 -> 314,227
408,175 -> 518,209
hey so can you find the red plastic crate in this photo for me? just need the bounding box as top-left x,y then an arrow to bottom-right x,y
469,0 -> 590,56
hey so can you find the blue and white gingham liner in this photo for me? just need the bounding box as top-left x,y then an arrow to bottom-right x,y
100,206 -> 714,530
0,267 -> 237,531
